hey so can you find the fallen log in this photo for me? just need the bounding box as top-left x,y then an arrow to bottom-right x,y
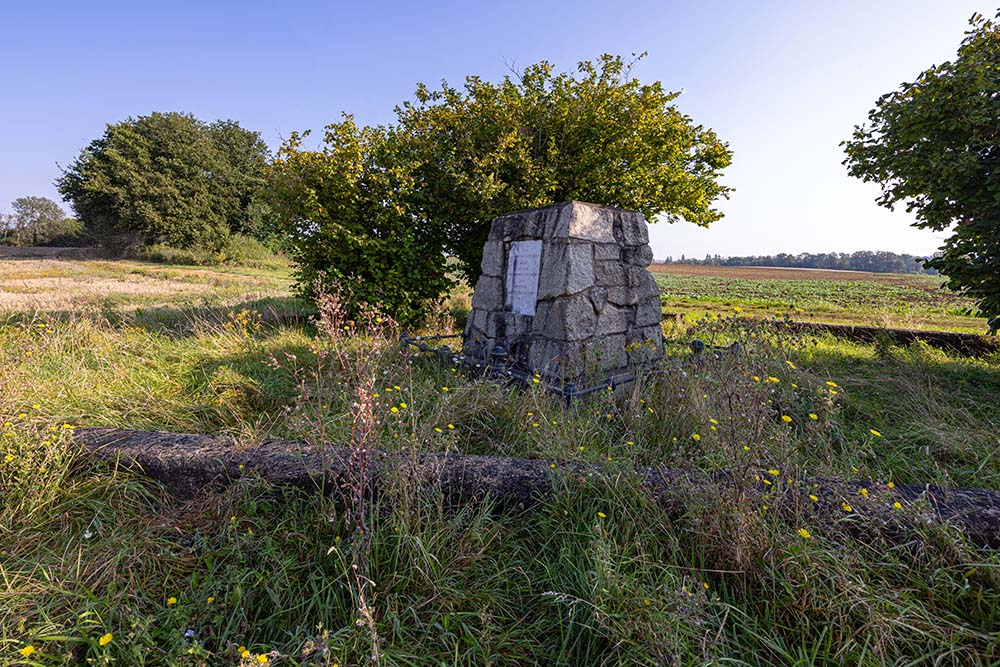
75,427 -> 1000,548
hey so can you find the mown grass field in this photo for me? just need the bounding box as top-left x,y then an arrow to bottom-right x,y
651,264 -> 983,332
2,258 -> 1000,665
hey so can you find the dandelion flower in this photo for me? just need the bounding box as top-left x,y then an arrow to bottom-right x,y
825,381 -> 838,388
887,481 -> 895,489
239,647 -> 251,659
597,512 -> 607,519
3,454 -> 12,462
781,415 -> 792,423
549,463 -> 556,469
399,402 -> 407,409
258,655 -> 269,664
869,429 -> 882,437
626,440 -> 634,446
390,407 -> 399,414
733,306 -> 743,313
859,488 -> 869,498
753,376 -> 760,382
767,469 -> 780,476
99,633 -> 113,646
809,494 -> 819,502
691,433 -> 701,441
19,646 -> 36,657
207,596 -> 215,603
742,445 -> 750,451
841,502 -> 853,513
808,413 -> 818,420
798,528 -> 812,539
441,386 -> 449,392
434,427 -> 443,433
531,423 -> 539,428
643,598 -> 652,606
893,501 -> 902,510
167,596 -> 177,605
709,418 -> 718,425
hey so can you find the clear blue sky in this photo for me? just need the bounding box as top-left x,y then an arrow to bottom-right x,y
0,0 -> 986,259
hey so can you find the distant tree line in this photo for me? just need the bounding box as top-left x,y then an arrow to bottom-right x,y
0,196 -> 85,247
658,251 -> 937,275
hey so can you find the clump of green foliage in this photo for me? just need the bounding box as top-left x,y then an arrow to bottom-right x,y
843,11 -> 1000,331
0,196 -> 84,247
270,54 -> 733,324
56,112 -> 272,253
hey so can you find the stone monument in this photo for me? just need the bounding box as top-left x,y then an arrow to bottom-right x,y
462,201 -> 663,385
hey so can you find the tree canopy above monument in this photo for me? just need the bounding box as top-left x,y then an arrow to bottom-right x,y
272,54 -> 733,322
395,53 -> 734,283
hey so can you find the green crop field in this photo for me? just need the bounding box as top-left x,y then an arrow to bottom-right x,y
651,264 -> 984,333
3,258 -> 1000,665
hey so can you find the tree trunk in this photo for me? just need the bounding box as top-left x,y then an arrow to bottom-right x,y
74,427 -> 1000,548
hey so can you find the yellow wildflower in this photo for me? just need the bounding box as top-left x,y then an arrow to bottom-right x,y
825,381 -> 838,388
767,469 -> 780,476
841,502 -> 853,513
893,501 -> 902,510
808,413 -> 818,420
859,488 -> 869,498
597,512 -> 607,519
691,433 -> 701,441
20,646 -> 36,657
207,596 -> 215,603
870,429 -> 882,437
798,528 -> 811,539
390,407 -> 399,414
781,415 -> 792,423
809,494 -> 819,502
887,481 -> 895,489
167,596 -> 177,605
399,402 -> 407,409
239,647 -> 251,659
786,360 -> 796,369
733,306 -> 743,313
3,454 -> 12,462
442,386 -> 449,392
99,633 -> 113,646
258,655 -> 269,664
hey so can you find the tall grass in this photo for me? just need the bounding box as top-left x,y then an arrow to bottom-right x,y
2,302 -> 1000,664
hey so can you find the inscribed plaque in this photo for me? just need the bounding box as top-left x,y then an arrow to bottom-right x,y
504,240 -> 542,316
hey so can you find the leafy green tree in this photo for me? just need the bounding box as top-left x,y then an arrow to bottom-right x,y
1,196 -> 68,246
397,54 -> 733,282
56,112 -> 271,251
269,117 -> 452,325
274,54 -> 733,321
843,12 -> 1000,331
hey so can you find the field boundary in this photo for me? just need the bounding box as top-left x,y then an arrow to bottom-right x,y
784,320 -> 998,356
